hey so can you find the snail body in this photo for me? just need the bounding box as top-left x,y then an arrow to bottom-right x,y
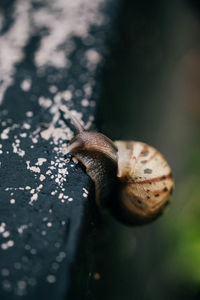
61,106 -> 174,225
68,130 -> 118,207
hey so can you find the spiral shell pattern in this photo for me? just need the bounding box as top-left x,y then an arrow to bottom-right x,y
114,141 -> 174,224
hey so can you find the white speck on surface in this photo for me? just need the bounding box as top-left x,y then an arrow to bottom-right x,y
5,186 -> 25,192
2,231 -> 10,238
81,98 -> 89,107
58,193 -> 63,199
62,90 -> 72,101
32,137 -> 38,144
39,174 -> 46,181
1,124 -> 18,139
36,184 -> 43,192
56,251 -> 66,262
29,193 -> 38,205
22,123 -> 31,130
58,168 -> 68,176
46,274 -> 56,284
55,178 -> 59,184
20,132 -> 27,138
49,85 -> 58,94
12,140 -> 25,157
39,96 -> 52,109
26,161 -> 41,173
85,49 -> 102,64
17,225 -> 28,234
10,199 -> 15,204
30,248 -> 37,255
17,280 -> 26,289
0,224 -> 6,233
59,251 -> 66,258
83,83 -> 92,96
1,244 -> 7,250
30,166 -> 40,173
47,222 -> 52,227
16,280 -> 27,295
21,78 -> 32,91
49,166 -> 56,170
26,111 -> 33,117
25,244 -> 31,250
1,240 -> 14,250
51,190 -> 57,196
36,158 -> 47,166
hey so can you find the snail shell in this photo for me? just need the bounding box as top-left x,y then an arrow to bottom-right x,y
112,141 -> 173,225
60,106 -> 174,225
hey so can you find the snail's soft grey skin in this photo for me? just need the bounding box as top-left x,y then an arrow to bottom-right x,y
61,106 -> 174,225
68,131 -> 118,207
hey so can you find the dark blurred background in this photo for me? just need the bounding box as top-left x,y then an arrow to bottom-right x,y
93,0 -> 200,299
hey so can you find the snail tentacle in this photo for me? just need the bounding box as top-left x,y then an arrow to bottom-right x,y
60,105 -> 84,133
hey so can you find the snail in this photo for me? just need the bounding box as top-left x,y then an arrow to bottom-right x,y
60,106 -> 174,225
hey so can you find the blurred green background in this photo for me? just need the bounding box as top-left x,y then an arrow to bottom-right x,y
93,0 -> 200,299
